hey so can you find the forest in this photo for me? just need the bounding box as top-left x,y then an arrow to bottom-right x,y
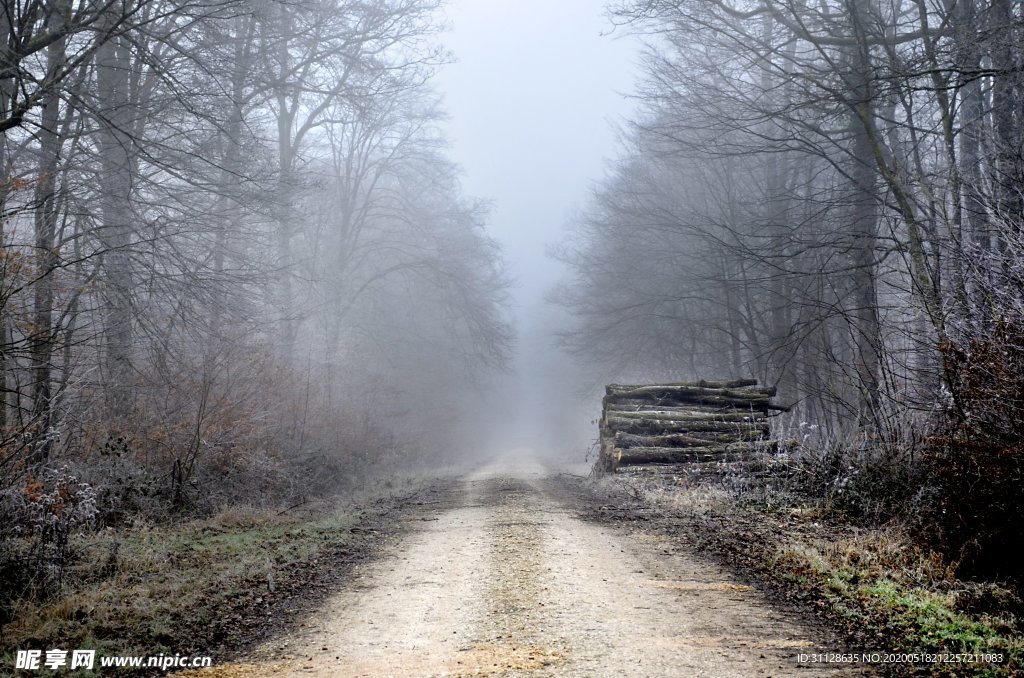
557,0 -> 1024,581
3,0 -> 1024,673
1,0 -> 510,616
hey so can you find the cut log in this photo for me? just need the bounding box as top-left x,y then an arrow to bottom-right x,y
604,385 -> 789,412
595,437 -> 617,473
616,460 -> 757,476
603,419 -> 771,438
604,409 -> 765,423
606,384 -> 778,400
606,399 -> 707,411
616,446 -> 748,464
608,378 -> 759,391
615,441 -> 784,465
612,393 -> 772,411
606,411 -> 767,423
612,431 -> 768,448
604,401 -> 760,415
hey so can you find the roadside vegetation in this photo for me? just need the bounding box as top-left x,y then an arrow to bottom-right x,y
596,451 -> 1024,676
0,476 -> 441,674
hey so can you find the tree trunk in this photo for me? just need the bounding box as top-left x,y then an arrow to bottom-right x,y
0,7 -> 13,432
761,15 -> 798,406
211,13 -> 256,339
990,0 -> 1021,277
955,0 -> 989,312
275,3 -> 298,359
847,0 -> 882,422
29,0 -> 69,461
96,26 -> 135,417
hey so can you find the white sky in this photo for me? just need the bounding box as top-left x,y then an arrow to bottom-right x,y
436,0 -> 638,313
434,0 -> 640,456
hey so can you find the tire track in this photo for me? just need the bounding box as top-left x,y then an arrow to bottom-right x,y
184,459 -> 863,677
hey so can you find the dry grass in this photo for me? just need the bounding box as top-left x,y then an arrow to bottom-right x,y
605,475 -> 1024,675
0,474 -> 439,673
2,507 -> 351,655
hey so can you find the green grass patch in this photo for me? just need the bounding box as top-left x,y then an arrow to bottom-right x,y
859,580 -> 1010,652
777,544 -> 1024,674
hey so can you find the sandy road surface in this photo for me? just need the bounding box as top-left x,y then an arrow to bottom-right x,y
192,459 -> 857,677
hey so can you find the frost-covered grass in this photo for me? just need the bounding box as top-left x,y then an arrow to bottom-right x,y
610,473 -> 1024,676
0,474 -> 436,675
1,509 -> 354,668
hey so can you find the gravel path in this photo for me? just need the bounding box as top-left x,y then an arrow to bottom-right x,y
189,459 -> 856,677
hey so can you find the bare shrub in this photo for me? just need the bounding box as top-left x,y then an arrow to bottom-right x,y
777,405 -> 930,525
0,467 -> 97,625
921,317 -> 1024,581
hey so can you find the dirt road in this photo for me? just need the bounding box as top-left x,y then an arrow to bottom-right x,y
196,459 -> 856,677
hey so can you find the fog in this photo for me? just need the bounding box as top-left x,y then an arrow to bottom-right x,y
437,0 -> 638,461
3,0 -> 1018,507
4,0 -> 1022,655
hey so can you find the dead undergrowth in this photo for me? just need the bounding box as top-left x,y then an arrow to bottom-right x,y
0,476 -> 452,676
577,471 -> 1024,677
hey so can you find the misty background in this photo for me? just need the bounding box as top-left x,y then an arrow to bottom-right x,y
2,0 -> 1020,559
4,0 -> 1024,643
439,0 -> 638,460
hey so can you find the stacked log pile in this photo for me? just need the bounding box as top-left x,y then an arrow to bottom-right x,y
595,379 -> 788,473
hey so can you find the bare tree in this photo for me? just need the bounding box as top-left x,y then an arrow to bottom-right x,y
558,0 -> 1022,433
1,0 -> 510,515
